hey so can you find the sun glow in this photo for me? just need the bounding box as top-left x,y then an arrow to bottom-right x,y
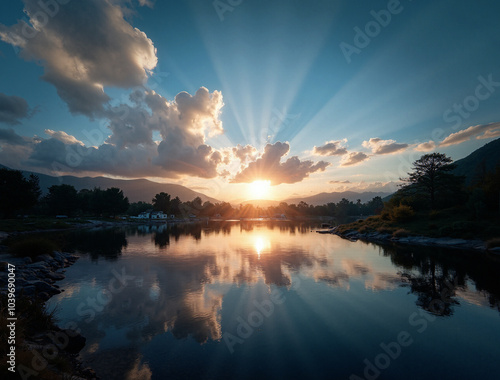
248,180 -> 271,199
254,236 -> 271,259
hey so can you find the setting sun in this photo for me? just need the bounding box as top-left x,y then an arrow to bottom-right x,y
248,180 -> 271,199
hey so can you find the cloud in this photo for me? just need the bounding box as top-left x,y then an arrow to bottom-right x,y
0,128 -> 28,145
329,180 -> 351,184
0,0 -> 157,116
414,141 -> 436,152
232,144 -> 258,163
0,93 -> 31,125
312,140 -> 348,156
340,152 -> 369,166
20,87 -> 226,179
45,129 -> 84,146
362,138 -> 408,155
440,122 -> 500,147
231,142 -> 330,185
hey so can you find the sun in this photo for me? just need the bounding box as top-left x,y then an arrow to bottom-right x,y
248,180 -> 271,199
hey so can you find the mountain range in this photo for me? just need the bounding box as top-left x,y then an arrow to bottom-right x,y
1,138 -> 499,205
0,164 -> 219,204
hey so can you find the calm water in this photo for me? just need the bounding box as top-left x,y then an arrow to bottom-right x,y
47,222 -> 500,380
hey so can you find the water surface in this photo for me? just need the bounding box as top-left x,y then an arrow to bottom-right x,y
47,221 -> 500,379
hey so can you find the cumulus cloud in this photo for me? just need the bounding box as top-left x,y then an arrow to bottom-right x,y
0,93 -> 31,125
340,152 -> 369,166
414,141 -> 436,152
21,87 -> 226,179
362,138 -> 408,155
0,0 -> 157,116
231,142 -> 330,185
45,129 -> 84,146
232,144 -> 258,163
439,122 -> 500,147
312,140 -> 348,156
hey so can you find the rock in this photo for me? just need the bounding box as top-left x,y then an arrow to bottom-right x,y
30,280 -> 61,295
46,272 -> 66,281
23,256 -> 33,264
34,253 -> 54,262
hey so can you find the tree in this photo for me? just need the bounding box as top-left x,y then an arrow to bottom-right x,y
103,187 -> 129,215
0,168 -> 40,217
152,192 -> 171,213
401,153 -> 463,209
45,184 -> 79,216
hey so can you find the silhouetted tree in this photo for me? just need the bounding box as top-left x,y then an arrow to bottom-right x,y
152,192 -> 171,213
103,187 -> 129,215
400,153 -> 464,209
0,168 -> 40,217
45,184 -> 79,216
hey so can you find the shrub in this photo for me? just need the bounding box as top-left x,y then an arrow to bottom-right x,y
380,210 -> 391,221
390,205 -> 415,222
8,237 -> 56,258
393,229 -> 410,238
438,225 -> 453,237
428,210 -> 439,220
486,238 -> 500,249
358,225 -> 369,233
376,226 -> 393,234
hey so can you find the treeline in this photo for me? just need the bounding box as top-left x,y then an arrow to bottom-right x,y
0,168 -> 128,217
0,167 -> 385,220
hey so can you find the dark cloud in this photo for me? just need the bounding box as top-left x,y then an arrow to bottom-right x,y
231,142 -> 330,185
312,140 -> 348,156
0,128 -> 28,145
362,138 -> 408,155
440,122 -> 500,147
340,152 -> 369,166
0,0 -> 157,117
0,93 -> 30,125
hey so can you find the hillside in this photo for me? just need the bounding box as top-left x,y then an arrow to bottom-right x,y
0,165 -> 219,204
453,138 -> 500,185
284,191 -> 390,206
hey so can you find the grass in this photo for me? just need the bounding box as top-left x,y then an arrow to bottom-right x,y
0,217 -> 82,233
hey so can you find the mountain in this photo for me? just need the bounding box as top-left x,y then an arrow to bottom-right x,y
284,191 -> 391,206
0,165 -> 219,204
453,138 -> 500,185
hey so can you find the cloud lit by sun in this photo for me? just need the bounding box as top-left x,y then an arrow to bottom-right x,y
248,180 -> 271,200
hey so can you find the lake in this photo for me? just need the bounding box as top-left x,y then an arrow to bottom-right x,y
46,221 -> 500,380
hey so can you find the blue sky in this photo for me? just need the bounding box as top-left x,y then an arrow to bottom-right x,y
1,0 -> 500,201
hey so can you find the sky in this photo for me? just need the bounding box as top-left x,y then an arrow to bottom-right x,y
1,0 -> 500,202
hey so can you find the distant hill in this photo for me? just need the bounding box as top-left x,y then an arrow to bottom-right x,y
453,138 -> 500,185
284,191 -> 391,206
0,165 -> 219,204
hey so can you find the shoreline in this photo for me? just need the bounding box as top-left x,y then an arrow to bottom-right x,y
0,249 -> 97,379
326,227 -> 500,254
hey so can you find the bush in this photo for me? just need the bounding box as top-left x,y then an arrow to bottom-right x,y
358,225 -> 369,233
390,205 -> 415,222
380,210 -> 391,221
438,225 -> 453,237
8,237 -> 57,258
393,229 -> 410,238
376,226 -> 393,234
